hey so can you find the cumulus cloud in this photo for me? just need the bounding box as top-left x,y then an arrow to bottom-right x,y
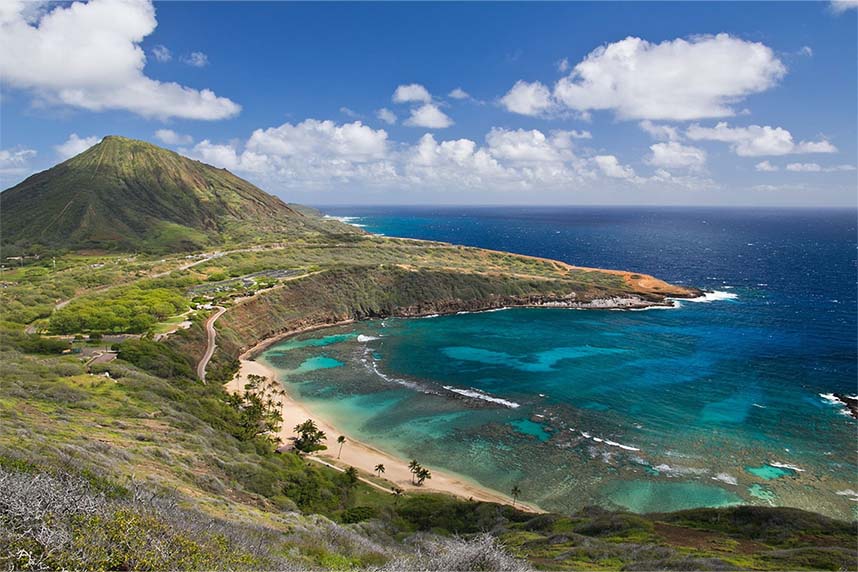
0,147 -> 37,184
392,83 -> 432,103
502,34 -> 785,121
686,122 -> 837,156
830,0 -> 858,13
55,133 -> 100,159
448,87 -> 470,100
557,57 -> 570,73
647,141 -> 706,170
181,51 -> 208,67
499,80 -> 554,116
594,155 -> 637,180
154,128 -> 193,145
404,103 -> 454,128
0,0 -> 240,120
185,118 -> 717,194
786,162 -> 856,172
151,44 -> 171,62
755,160 -> 778,172
376,108 -> 397,125
639,120 -> 681,141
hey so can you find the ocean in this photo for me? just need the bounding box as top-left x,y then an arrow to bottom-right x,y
261,206 -> 857,519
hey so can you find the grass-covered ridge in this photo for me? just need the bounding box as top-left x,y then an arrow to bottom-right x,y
0,136 -> 361,253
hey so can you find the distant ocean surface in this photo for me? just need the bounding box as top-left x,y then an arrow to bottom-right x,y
262,206 -> 857,519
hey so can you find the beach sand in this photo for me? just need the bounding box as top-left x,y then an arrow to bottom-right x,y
226,355 -> 542,513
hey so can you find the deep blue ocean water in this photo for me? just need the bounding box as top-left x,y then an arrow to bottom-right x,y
262,207 -> 857,518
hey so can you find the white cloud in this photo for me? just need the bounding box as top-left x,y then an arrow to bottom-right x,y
639,120 -> 681,141
181,51 -> 208,67
404,103 -> 454,129
830,0 -> 858,13
154,128 -> 193,145
799,46 -> 813,57
786,162 -> 856,172
55,133 -> 100,159
647,141 -> 706,170
485,128 -> 567,163
0,0 -> 240,120
186,118 -> 717,194
376,108 -> 397,125
339,106 -> 361,118
0,147 -> 37,182
246,119 -> 389,161
568,129 -> 592,140
686,122 -> 837,156
392,83 -> 432,103
755,160 -> 778,172
557,57 -> 570,73
448,87 -> 470,100
151,44 -> 171,62
594,155 -> 637,180
500,80 -> 554,116
551,34 -> 786,120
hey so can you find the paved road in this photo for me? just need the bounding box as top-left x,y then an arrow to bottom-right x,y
196,306 -> 226,383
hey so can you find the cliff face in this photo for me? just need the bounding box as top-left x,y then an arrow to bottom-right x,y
206,266 -> 700,360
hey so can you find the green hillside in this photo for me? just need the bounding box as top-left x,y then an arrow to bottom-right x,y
0,136 -> 355,253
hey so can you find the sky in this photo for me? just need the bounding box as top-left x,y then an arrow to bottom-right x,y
1,1 -> 856,206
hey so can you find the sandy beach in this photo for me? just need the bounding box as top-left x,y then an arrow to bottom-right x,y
226,354 -> 542,513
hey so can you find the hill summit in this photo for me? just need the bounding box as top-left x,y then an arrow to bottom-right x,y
0,136 -> 344,252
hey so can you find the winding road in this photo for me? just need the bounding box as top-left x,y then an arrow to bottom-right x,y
196,306 -> 226,383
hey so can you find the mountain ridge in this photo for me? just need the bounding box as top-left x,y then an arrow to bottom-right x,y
0,136 -> 351,253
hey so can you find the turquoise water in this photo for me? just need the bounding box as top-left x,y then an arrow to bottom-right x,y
262,207 -> 857,519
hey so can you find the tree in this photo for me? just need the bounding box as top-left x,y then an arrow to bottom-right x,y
408,459 -> 420,484
293,419 -> 327,454
336,435 -> 346,459
374,464 -> 385,478
416,467 -> 431,486
344,466 -> 359,487
511,485 -> 522,507
391,486 -> 404,504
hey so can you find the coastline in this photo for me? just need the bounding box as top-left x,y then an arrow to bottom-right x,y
227,353 -> 544,513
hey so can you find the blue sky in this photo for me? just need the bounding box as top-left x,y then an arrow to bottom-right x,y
1,1 -> 856,206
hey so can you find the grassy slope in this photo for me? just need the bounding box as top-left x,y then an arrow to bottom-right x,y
0,136 -> 361,253
1,340 -> 854,571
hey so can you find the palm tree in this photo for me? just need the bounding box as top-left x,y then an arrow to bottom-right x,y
408,459 -> 420,484
374,463 -> 385,478
391,486 -> 404,504
336,435 -> 346,459
511,485 -> 522,507
344,466 -> 359,486
416,467 -> 431,486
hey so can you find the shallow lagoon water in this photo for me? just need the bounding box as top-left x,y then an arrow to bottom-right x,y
264,207 -> 857,519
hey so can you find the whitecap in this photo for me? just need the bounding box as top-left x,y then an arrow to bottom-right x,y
357,334 -> 380,342
684,290 -> 739,303
712,473 -> 738,485
769,461 -> 805,472
442,386 -> 521,408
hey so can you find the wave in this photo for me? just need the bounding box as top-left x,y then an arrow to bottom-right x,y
362,357 -> 432,394
576,430 -> 640,451
684,290 -> 739,303
712,473 -> 738,485
323,215 -> 366,228
653,463 -> 709,476
769,461 -> 805,472
442,386 -> 521,409
357,334 -> 381,342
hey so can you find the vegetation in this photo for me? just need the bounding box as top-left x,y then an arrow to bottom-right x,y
1,137 -> 852,571
1,136 -> 361,253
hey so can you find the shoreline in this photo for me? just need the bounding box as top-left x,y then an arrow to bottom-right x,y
227,354 -> 544,513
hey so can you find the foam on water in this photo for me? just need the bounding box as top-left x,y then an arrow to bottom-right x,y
442,386 -> 521,408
